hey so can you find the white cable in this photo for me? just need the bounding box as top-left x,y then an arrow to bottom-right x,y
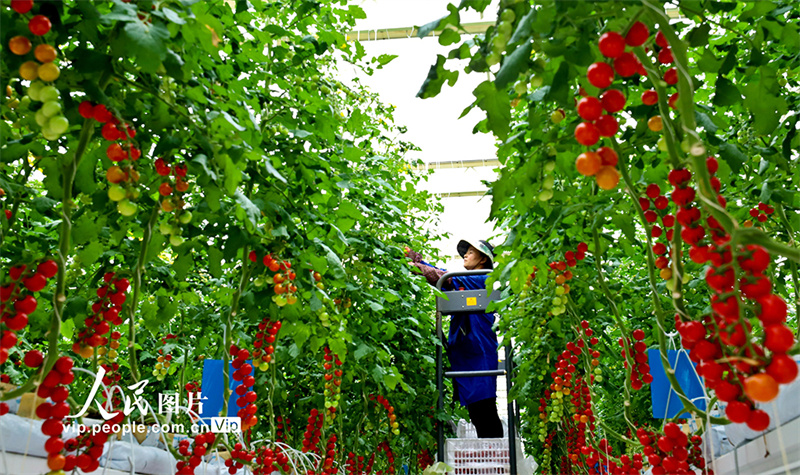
769,400 -> 791,475
0,412 -> 9,475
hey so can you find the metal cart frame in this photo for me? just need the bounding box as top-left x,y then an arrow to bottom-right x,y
435,270 -> 519,475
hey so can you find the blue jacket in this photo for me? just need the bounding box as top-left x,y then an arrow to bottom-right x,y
406,260 -> 499,408
410,254 -> 499,406
444,273 -> 499,406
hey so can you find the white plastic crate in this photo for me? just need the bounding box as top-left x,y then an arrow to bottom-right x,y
445,437 -> 536,475
457,418 -> 509,439
446,438 -> 511,475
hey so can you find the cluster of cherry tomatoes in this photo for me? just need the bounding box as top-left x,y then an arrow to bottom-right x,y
746,202 -> 774,227
73,272 -> 128,360
1,259 -> 58,364
252,444 -> 292,475
545,242 -> 587,316
8,0 -> 69,141
252,317 -> 281,371
301,407 -> 324,454
369,393 -> 400,436
621,328 -> 653,391
376,440 -> 396,475
347,451 -> 376,475
641,182 -> 677,280
323,346 -> 343,422
248,252 -> 299,307
175,431 -> 216,475
152,333 -> 177,382
275,414 -> 290,443
636,423 -> 709,475
155,157 -> 192,246
228,344 -> 258,431
78,101 -> 143,217
316,434 -> 338,475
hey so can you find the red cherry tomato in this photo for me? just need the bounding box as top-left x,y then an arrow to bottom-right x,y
586,62 -> 614,89
598,32 -> 626,58
29,15 -> 52,36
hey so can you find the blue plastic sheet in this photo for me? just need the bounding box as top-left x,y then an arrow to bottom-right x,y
198,359 -> 253,424
648,349 -> 706,419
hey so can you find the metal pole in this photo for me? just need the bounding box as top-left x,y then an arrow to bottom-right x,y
436,309 -> 445,463
506,344 -> 517,475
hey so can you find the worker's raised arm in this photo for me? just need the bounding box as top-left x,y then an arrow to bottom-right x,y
406,248 -> 450,287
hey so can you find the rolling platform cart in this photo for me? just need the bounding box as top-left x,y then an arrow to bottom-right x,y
435,270 -> 521,475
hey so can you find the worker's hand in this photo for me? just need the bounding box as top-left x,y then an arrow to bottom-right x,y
404,247 -> 423,263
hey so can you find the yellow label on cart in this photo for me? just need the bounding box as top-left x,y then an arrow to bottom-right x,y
466,297 -> 477,306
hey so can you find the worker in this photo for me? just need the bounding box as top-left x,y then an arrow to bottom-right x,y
407,238 -> 503,438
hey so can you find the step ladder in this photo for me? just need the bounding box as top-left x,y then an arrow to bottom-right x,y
434,270 -> 520,475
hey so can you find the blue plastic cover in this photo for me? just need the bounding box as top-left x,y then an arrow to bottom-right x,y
198,359 -> 253,424
649,349 -> 706,419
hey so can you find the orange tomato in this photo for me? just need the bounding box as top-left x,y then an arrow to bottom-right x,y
575,151 -> 602,176
47,454 -> 66,470
106,166 -> 127,184
9,35 -> 32,55
648,115 -> 663,132
595,166 -> 620,190
34,44 -> 57,63
745,373 -> 779,402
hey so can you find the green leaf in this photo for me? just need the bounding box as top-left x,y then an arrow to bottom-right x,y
417,54 -> 459,99
78,241 -> 104,266
207,246 -> 223,278
473,80 -> 510,139
383,369 -> 402,390
32,196 -> 58,215
719,45 -> 738,76
695,110 -> 719,133
529,86 -> 550,102
495,41 -> 532,89
718,142 -> 747,173
60,318 -> 75,340
234,189 -> 261,229
417,4 -> 459,38
173,250 -> 193,281
742,74 -> 788,136
509,7 -> 536,44
145,232 -> 166,263
75,150 -> 99,196
72,213 -> 102,245
354,343 -> 373,361
163,49 -> 186,80
686,24 -> 711,47
697,49 -> 722,73
712,77 -> 741,106
122,20 -> 170,73
545,61 -> 570,106
162,7 -> 186,25
780,23 -> 800,50
324,247 -> 346,280
438,29 -> 460,46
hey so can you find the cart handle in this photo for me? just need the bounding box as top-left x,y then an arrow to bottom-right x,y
435,269 -> 493,291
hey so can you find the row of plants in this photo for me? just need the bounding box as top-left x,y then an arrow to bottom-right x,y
419,0 -> 798,473
1,0 -> 449,474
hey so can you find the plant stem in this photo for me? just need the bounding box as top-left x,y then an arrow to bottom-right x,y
775,204 -> 800,336
221,244 -> 252,421
127,205 -> 160,383
590,230 -> 636,432
2,118 -> 96,401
